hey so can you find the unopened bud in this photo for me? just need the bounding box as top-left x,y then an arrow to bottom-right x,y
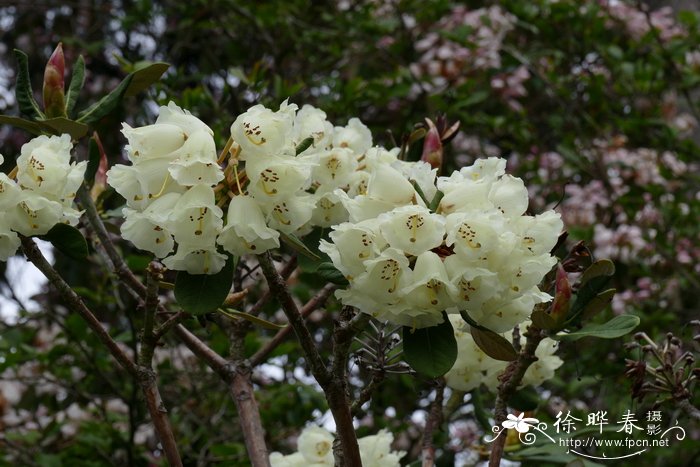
43,43 -> 66,118
421,118 -> 443,172
550,264 -> 571,323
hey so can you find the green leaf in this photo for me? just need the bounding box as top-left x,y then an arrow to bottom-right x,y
428,190 -> 444,212
470,326 -> 518,361
39,224 -> 88,260
402,313 -> 457,378
315,262 -> 349,285
579,259 -> 615,286
218,308 -> 285,330
65,55 -> 85,116
279,231 -> 320,260
85,136 -> 101,185
531,306 -> 558,331
581,288 -> 616,321
295,136 -> 315,155
13,49 -> 44,119
124,62 -> 169,97
509,386 -> 540,411
77,74 -> 133,125
175,256 -> 234,315
567,260 -> 615,324
558,314 -> 640,341
37,117 -> 89,139
0,115 -> 43,136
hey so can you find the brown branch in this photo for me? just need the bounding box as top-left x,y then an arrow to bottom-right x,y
20,236 -> 137,375
250,283 -> 337,367
422,379 -> 446,467
247,256 -> 298,317
488,325 -> 545,467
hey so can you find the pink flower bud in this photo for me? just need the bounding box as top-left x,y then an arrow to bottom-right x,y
550,263 -> 572,323
421,118 -> 443,171
43,43 -> 66,118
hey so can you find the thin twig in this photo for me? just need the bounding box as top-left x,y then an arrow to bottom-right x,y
250,283 -> 337,366
422,379 -> 446,467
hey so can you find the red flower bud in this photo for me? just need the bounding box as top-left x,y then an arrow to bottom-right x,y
550,263 -> 572,323
421,118 -> 443,171
43,43 -> 66,118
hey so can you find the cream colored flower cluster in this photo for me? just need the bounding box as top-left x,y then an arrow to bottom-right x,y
444,316 -> 563,391
321,157 -> 563,330
0,135 -> 86,260
269,425 -> 405,467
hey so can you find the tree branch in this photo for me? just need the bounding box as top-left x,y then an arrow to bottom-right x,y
422,379 -> 446,467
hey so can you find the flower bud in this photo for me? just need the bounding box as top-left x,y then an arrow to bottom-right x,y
420,118 -> 443,171
43,43 -> 66,118
550,264 -> 571,324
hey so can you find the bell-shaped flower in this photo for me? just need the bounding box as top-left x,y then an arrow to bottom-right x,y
265,194 -> 315,234
366,164 -> 417,206
309,147 -> 357,187
444,212 -> 502,262
395,160 -> 438,202
157,101 -> 213,136
167,184 -> 223,245
476,290 -> 551,333
400,251 -> 457,311
121,193 -> 180,258
0,224 -> 20,261
293,104 -> 334,153
513,211 -> 563,256
16,134 -> 87,202
332,118 -> 372,155
379,205 -> 445,256
107,159 -> 186,210
8,191 -> 63,236
358,429 -> 406,467
0,173 -> 22,212
310,191 -> 348,228
247,156 -> 313,202
230,100 -> 297,159
122,122 -> 186,161
437,179 -> 491,215
342,247 -> 412,308
269,452 -> 306,467
217,195 -> 280,256
488,174 -> 529,218
320,219 -> 387,279
167,129 -> 224,186
162,242 -> 227,275
296,426 -> 334,465
444,256 -> 503,309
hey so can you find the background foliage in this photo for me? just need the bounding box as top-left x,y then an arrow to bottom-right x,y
0,0 -> 698,465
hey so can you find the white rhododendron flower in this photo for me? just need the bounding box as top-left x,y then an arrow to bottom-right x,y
445,316 -> 563,391
270,426 -> 404,467
217,195 -> 280,256
323,156 -> 563,329
0,136 -> 86,254
230,100 -> 297,159
332,117 -> 373,155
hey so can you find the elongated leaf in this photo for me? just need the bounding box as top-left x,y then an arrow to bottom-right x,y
279,231 -> 321,260
77,74 -> 133,125
402,314 -> 457,378
175,256 -> 234,315
84,136 -> 101,184
125,62 -> 169,97
37,117 -> 89,139
581,288 -> 616,321
295,136 -> 315,155
39,224 -> 88,260
13,49 -> 44,119
567,260 -> 616,324
580,259 -> 615,286
0,115 -> 43,136
471,326 -> 518,361
218,308 -> 285,330
531,307 -> 557,331
65,55 -> 85,116
315,262 -> 349,285
558,314 -> 640,341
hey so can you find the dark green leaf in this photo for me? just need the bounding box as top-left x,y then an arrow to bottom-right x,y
39,224 -> 88,260
402,313 -> 457,378
85,136 -> 101,185
315,262 -> 348,285
509,386 -> 540,411
37,117 -> 89,139
77,74 -> 133,125
470,326 -> 518,361
579,259 -> 615,286
13,49 -> 44,119
0,115 -> 43,136
567,260 -> 615,324
531,307 -> 557,331
428,190 -> 444,212
558,314 -> 640,341
581,288 -> 616,321
65,55 -> 85,116
279,231 -> 320,260
175,256 -> 234,315
125,62 -> 169,97
295,136 -> 315,155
